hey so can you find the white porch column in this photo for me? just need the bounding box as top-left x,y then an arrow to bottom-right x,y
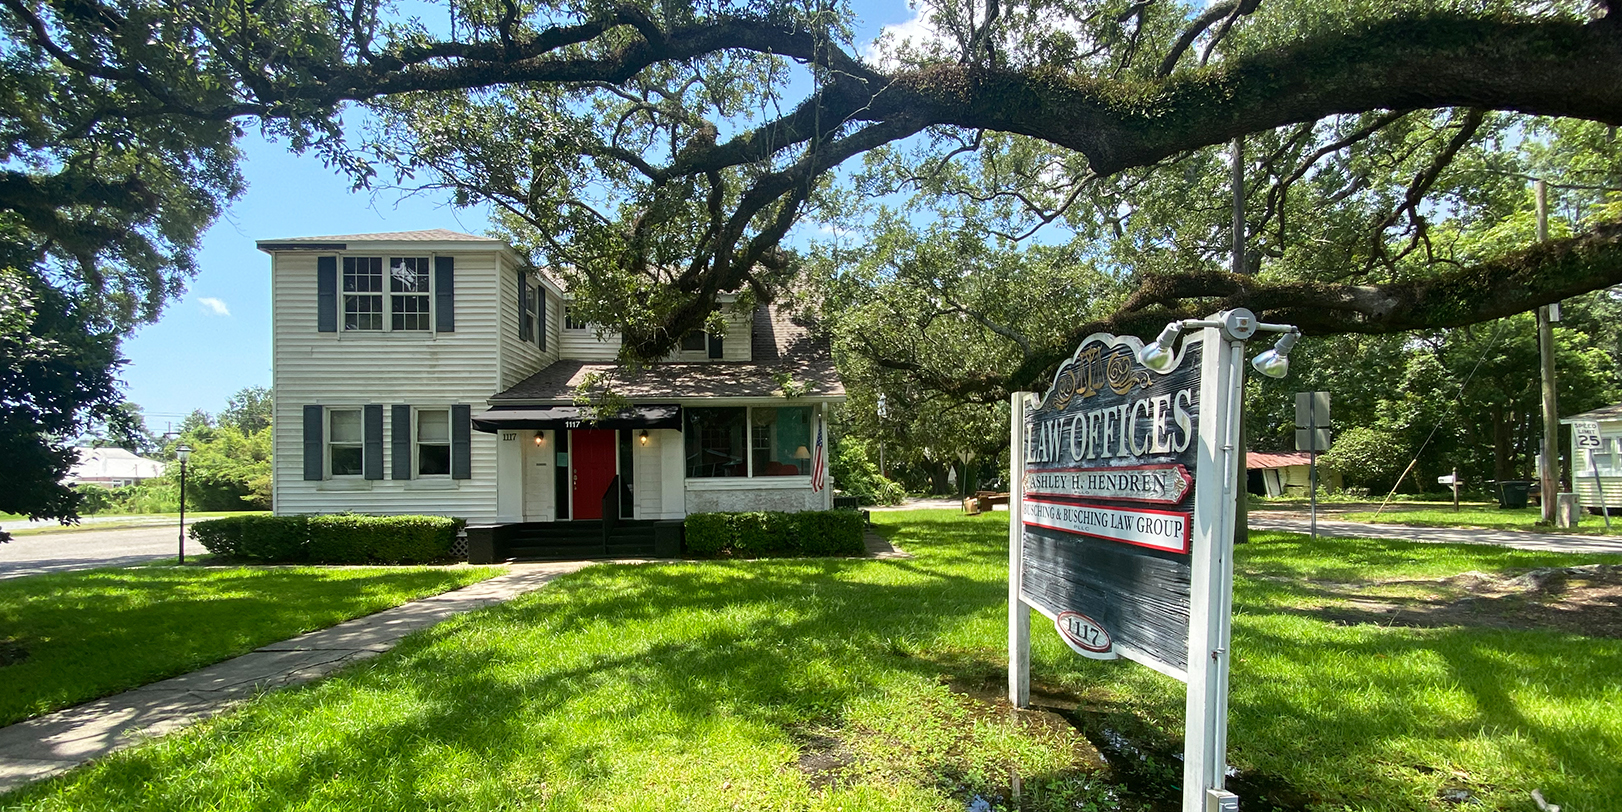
495,429 -> 523,522
661,428 -> 686,518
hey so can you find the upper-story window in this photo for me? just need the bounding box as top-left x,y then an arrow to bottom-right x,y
390,258 -> 431,331
521,282 -> 537,343
565,305 -> 588,330
343,257 -> 384,330
342,256 -> 430,331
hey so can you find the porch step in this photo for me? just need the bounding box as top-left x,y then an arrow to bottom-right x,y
495,520 -> 660,561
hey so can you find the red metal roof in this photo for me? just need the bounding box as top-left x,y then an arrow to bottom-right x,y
1247,451 -> 1314,470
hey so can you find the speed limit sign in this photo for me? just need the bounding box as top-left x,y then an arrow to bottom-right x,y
1574,420 -> 1604,452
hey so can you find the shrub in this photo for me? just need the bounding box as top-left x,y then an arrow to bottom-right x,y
830,440 -> 906,505
307,514 -> 463,564
1322,426 -> 1410,493
190,514 -> 464,564
72,484 -> 118,515
191,514 -> 310,561
685,510 -> 865,558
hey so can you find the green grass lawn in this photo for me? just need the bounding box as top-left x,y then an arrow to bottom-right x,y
5,513 -> 1620,811
0,565 -> 503,725
1339,505 -> 1622,534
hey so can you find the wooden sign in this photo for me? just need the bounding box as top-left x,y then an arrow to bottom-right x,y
1015,332 -> 1202,677
1011,309 -> 1283,812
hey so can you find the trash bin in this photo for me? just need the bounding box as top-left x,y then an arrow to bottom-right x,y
1495,480 -> 1531,509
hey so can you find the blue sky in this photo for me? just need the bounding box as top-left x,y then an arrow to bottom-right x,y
118,1 -> 920,430
119,132 -> 496,432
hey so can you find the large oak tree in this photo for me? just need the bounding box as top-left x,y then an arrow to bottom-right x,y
3,0 -> 1621,515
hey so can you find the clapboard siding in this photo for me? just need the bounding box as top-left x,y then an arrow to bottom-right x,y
1573,478 -> 1622,508
559,320 -> 623,360
498,257 -> 560,389
559,299 -> 755,364
271,249 -> 505,522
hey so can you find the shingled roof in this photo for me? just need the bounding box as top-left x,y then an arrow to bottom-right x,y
491,305 -> 844,402
257,229 -> 499,244
1564,402 -> 1622,423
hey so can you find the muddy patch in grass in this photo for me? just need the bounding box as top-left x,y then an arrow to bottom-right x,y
793,731 -> 861,791
1282,563 -> 1622,637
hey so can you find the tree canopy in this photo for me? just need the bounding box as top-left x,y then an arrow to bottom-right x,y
4,0 -> 1622,515
6,0 -> 1619,350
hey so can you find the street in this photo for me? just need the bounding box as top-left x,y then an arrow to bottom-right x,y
0,522 -> 197,579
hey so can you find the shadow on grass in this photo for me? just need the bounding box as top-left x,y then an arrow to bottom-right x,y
8,515 -> 1621,811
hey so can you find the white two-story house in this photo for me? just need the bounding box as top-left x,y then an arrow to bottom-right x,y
258,229 -> 844,559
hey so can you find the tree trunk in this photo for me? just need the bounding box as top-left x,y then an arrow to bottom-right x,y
1493,406 -> 1513,482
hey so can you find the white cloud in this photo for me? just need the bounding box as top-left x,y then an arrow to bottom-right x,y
862,5 -> 954,68
198,297 -> 230,316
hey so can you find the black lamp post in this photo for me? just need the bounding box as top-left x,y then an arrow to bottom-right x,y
175,444 -> 191,564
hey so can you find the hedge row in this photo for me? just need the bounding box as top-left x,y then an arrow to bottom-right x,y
190,514 -> 464,564
685,510 -> 866,558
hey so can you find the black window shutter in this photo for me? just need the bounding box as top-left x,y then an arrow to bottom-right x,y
363,404 -> 384,480
317,256 -> 338,332
391,405 -> 412,480
707,332 -> 723,359
536,288 -> 546,351
303,405 -> 324,480
434,256 -> 455,332
451,404 -> 472,480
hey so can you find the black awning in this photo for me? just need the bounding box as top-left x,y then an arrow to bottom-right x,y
471,404 -> 682,433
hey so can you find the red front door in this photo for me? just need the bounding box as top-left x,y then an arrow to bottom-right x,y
570,429 -> 618,520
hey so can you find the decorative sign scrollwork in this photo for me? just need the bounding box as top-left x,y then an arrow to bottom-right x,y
1107,351 -> 1153,395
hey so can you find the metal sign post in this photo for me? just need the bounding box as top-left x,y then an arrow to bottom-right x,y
1294,392 -> 1331,540
1010,308 -> 1299,812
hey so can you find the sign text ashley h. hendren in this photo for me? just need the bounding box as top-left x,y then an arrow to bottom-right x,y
1019,333 -> 1201,678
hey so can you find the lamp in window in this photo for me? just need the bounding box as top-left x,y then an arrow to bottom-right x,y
639,430 -> 650,446
534,432 -> 546,447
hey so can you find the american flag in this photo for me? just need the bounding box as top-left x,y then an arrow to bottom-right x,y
810,419 -> 826,492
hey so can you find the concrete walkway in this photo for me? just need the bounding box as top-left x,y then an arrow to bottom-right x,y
1250,515 -> 1622,555
0,561 -> 588,795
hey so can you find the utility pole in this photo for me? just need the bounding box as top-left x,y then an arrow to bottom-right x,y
1232,136 -> 1250,544
1536,179 -> 1561,524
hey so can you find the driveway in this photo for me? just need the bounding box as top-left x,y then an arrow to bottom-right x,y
0,522 -> 198,579
1249,514 -> 1622,555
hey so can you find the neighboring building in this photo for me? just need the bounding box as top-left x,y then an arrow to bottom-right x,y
66,447 -> 166,487
1246,451 -> 1340,497
256,229 -> 844,557
1562,403 -> 1622,511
